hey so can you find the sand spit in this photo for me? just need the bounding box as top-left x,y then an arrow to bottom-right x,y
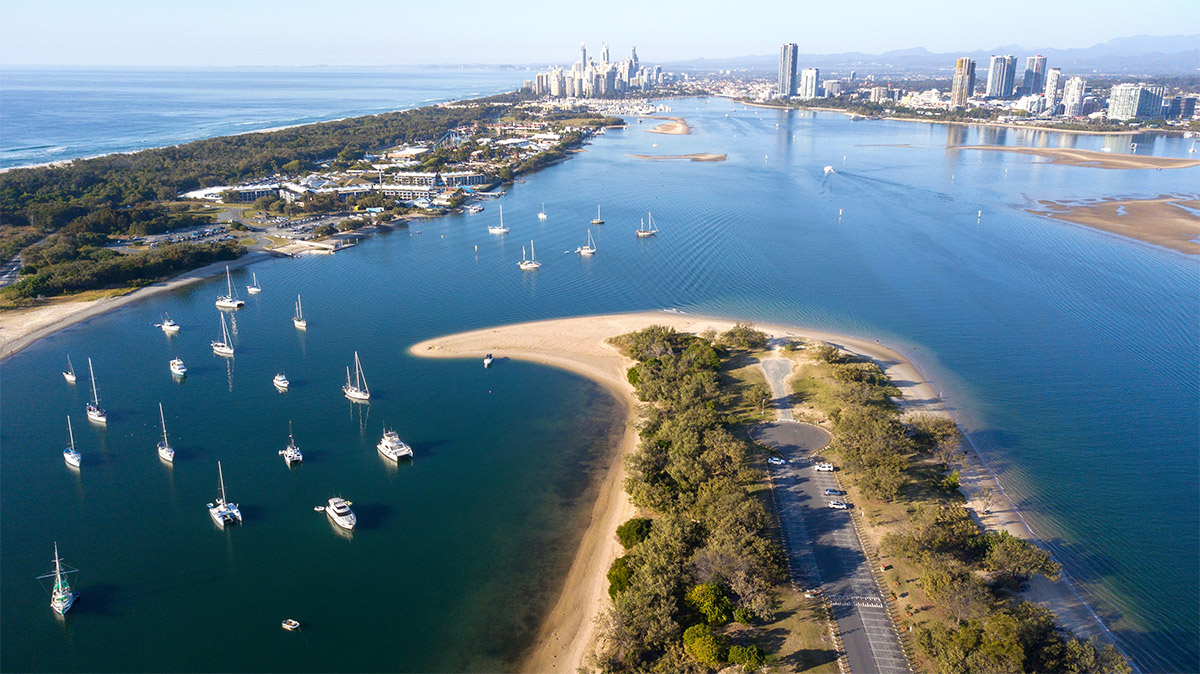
626,153 -> 726,162
955,145 -> 1200,170
1029,195 -> 1200,255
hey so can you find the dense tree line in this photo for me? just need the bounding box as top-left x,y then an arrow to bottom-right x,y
594,325 -> 781,673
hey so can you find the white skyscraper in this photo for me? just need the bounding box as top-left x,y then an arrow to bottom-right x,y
778,43 -> 798,98
578,43 -> 587,71
1062,76 -> 1087,117
986,55 -> 1017,98
1044,67 -> 1062,107
798,68 -> 820,99
601,43 -> 609,64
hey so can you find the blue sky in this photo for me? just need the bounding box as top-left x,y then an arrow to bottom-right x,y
1,0 -> 1196,66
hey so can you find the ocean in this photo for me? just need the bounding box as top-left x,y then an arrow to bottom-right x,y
0,74 -> 1197,672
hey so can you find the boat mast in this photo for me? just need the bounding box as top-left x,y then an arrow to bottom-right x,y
53,542 -> 65,593
159,403 -> 169,444
67,354 -> 74,375
226,266 -> 233,296
530,240 -> 536,261
67,416 -> 75,451
296,295 -> 303,320
355,351 -> 368,393
88,358 -> 100,405
218,461 -> 227,504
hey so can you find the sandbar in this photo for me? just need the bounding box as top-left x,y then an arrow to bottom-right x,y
955,145 -> 1200,170
642,116 -> 691,135
1030,195 -> 1200,255
626,153 -> 726,162
409,311 -> 1117,672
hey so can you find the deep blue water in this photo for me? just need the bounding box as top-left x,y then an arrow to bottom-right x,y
0,67 -> 529,169
1,90 -> 1197,672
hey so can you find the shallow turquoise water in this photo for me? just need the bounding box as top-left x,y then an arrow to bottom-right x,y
2,97 -> 1198,672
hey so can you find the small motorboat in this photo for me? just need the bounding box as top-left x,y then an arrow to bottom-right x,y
273,373 -> 289,391
483,353 -> 493,368
156,314 -> 181,334
282,619 -> 300,631
170,358 -> 187,377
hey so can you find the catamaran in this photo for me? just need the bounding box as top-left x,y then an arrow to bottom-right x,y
215,265 -> 245,309
273,373 -> 289,391
576,229 -> 597,256
342,351 -> 370,402
246,272 -> 262,294
207,461 -> 242,527
377,428 -> 413,461
170,358 -> 187,377
156,313 -> 181,334
325,497 -> 356,531
63,355 -> 77,384
157,402 -> 175,463
537,203 -> 547,220
212,313 -> 234,357
85,358 -> 107,424
518,240 -> 541,270
590,205 -> 604,225
63,416 -> 81,468
635,211 -> 659,238
293,295 -> 307,329
279,421 -> 302,466
488,205 -> 510,234
37,543 -> 78,616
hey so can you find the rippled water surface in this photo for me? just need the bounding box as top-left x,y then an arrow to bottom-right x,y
2,97 -> 1198,672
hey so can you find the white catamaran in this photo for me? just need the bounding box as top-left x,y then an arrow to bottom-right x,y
293,295 -> 307,329
207,461 -> 242,527
591,204 -> 605,225
38,543 -> 78,616
576,229 -> 597,256
63,355 -> 77,384
279,421 -> 302,466
85,358 -> 107,424
246,272 -> 262,294
488,205 -> 510,234
63,416 -> 81,468
157,402 -> 175,463
215,265 -> 245,309
635,210 -> 659,238
212,313 -> 234,357
518,240 -> 541,270
377,428 -> 413,461
342,351 -> 370,402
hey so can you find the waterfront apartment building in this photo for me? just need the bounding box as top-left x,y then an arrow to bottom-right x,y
1044,67 -> 1062,107
951,57 -> 976,107
823,79 -> 843,97
986,55 -> 1017,98
1062,76 -> 1087,117
1108,83 -> 1167,120
778,43 -> 798,98
798,67 -> 820,99
1023,55 -> 1047,96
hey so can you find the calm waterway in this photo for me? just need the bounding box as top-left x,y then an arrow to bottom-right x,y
2,96 -> 1198,672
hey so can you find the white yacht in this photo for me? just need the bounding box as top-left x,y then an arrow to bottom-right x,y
212,313 -> 234,357
293,295 -> 307,330
170,358 -> 187,377
246,272 -> 262,294
483,353 -> 493,368
635,211 -> 659,238
85,358 -> 107,424
215,266 -> 245,309
488,205 -> 510,234
63,355 -> 77,384
63,416 -> 81,468
325,497 -> 356,531
377,429 -> 413,461
156,314 -> 181,334
518,240 -> 541,270
273,373 -> 289,391
207,461 -> 242,527
279,422 -> 302,466
590,205 -> 605,225
342,351 -> 370,402
157,402 -> 175,463
576,230 -> 597,256
37,543 -> 78,616
537,203 -> 547,220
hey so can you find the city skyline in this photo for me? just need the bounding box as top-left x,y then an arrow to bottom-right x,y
1,0 -> 1198,66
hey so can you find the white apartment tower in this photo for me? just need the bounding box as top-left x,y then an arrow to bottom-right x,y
778,43 -> 798,98
1062,76 -> 1087,117
798,67 -> 820,99
1044,67 -> 1062,107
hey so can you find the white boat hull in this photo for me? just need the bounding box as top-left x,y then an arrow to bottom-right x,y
209,503 -> 242,527
518,261 -> 541,270
158,442 -> 175,463
51,591 -> 76,615
293,318 -> 307,329
246,286 -> 261,294
86,405 -> 107,425
64,449 -> 81,468
212,343 -> 234,357
63,372 -> 76,384
215,298 -> 244,310
343,386 -> 370,402
170,361 -> 187,376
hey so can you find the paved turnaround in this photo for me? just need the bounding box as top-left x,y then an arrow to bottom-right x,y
757,357 -> 910,674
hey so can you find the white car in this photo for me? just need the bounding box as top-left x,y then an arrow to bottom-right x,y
828,501 -> 849,510
814,463 -> 835,472
767,457 -> 787,466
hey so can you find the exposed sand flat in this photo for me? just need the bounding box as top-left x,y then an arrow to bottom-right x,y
411,311 -> 1117,672
626,153 -> 726,162
642,115 -> 691,135
1030,196 -> 1200,255
955,145 -> 1200,169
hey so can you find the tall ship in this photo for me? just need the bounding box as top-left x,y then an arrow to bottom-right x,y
279,421 -> 303,466
37,543 -> 78,616
207,461 -> 242,527
342,351 -> 370,402
85,358 -> 107,424
377,428 -> 413,461
63,416 -> 82,468
215,265 -> 245,309
211,313 -> 235,357
157,402 -> 175,463
293,295 -> 307,329
518,241 -> 541,270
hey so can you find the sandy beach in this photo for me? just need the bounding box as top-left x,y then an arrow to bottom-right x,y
626,153 -> 726,162
642,116 -> 691,135
410,311 -> 1117,672
1030,195 -> 1200,255
954,145 -> 1200,169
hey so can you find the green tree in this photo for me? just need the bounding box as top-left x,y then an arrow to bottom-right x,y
982,531 -> 1061,584
682,624 -> 727,669
616,518 -> 653,549
685,583 -> 733,625
607,555 -> 634,599
728,644 -> 764,671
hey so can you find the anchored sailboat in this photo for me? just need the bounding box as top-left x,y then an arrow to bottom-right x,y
342,351 -> 370,402
576,230 -> 597,256
488,205 -> 510,234
63,416 -> 81,468
590,205 -> 605,225
518,240 -> 541,270
207,461 -> 242,527
279,421 -> 302,466
537,202 -> 547,220
157,403 -> 175,463
85,358 -> 107,424
63,355 -> 77,384
246,272 -> 262,294
635,210 -> 659,238
37,543 -> 78,616
212,313 -> 234,357
293,295 -> 307,329
215,265 -> 245,309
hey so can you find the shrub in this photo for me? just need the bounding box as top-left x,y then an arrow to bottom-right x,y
616,518 -> 653,549
728,644 -> 764,671
718,322 -> 767,350
606,555 -> 634,599
686,582 -> 733,625
682,624 -> 727,669
732,607 -> 753,624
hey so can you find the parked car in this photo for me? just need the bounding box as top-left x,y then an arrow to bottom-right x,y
767,457 -> 787,466
828,501 -> 849,510
814,463 -> 835,472
823,488 -> 846,496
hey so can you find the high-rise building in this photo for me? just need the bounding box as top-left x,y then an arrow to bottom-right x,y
1023,55 -> 1047,96
1043,67 -> 1062,106
579,43 -> 587,70
1062,76 -> 1087,117
951,57 -> 976,107
986,55 -> 1017,98
601,43 -> 609,65
823,80 -> 843,97
778,43 -> 798,98
798,67 -> 820,99
1109,83 -> 1167,120
849,70 -> 857,82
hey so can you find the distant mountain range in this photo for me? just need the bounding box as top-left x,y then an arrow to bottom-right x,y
666,35 -> 1200,76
